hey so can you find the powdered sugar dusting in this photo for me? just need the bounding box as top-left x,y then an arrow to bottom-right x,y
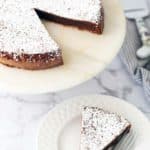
0,0 -> 59,54
81,107 -> 130,150
0,0 -> 102,55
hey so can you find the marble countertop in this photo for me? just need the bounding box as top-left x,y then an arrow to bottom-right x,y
1,0 -> 150,149
0,54 -> 149,150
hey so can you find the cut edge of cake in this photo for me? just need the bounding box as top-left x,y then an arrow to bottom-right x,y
36,6 -> 104,34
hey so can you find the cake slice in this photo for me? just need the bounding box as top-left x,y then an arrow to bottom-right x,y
81,106 -> 131,150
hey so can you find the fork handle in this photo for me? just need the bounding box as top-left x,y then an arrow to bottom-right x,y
135,18 -> 150,45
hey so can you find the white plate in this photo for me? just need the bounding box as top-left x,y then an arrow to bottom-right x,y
38,95 -> 150,150
0,0 -> 125,94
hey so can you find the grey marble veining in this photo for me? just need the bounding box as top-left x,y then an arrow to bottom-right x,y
0,54 -> 149,150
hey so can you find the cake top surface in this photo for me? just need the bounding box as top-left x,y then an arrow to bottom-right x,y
0,0 -> 59,55
0,0 -> 102,55
81,106 -> 130,150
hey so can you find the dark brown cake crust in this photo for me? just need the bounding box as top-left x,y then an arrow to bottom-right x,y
36,7 -> 104,34
0,51 -> 63,70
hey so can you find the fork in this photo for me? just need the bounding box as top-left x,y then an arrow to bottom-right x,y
114,130 -> 137,150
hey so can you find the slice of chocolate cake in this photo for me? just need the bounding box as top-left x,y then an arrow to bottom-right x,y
81,106 -> 131,150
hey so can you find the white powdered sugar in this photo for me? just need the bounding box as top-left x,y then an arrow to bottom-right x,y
0,0 -> 59,54
0,0 -> 102,55
81,107 -> 130,150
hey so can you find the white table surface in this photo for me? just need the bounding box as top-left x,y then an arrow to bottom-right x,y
0,1 -> 150,150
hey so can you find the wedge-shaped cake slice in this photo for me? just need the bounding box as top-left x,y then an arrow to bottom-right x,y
81,106 -> 131,150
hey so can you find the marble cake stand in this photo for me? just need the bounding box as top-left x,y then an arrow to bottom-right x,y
0,0 -> 126,94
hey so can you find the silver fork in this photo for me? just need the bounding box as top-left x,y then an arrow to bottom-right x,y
114,130 -> 137,150
122,0 -> 150,60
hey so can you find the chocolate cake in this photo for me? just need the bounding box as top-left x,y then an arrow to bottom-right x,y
0,0 -> 104,70
81,106 -> 131,150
